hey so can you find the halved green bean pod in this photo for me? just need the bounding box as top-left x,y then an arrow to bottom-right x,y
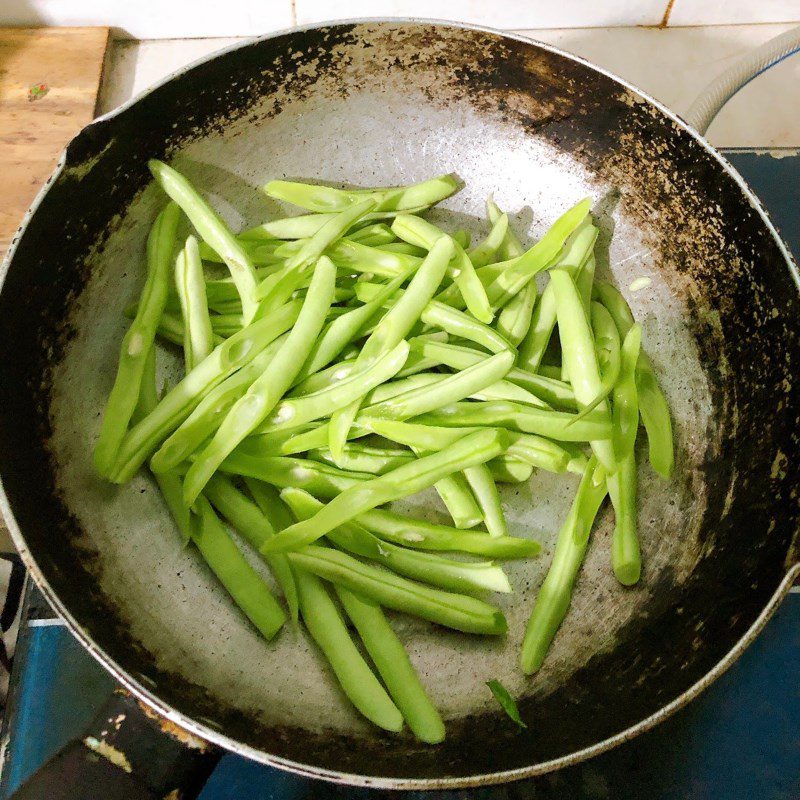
309,444 -> 414,475
433,472 -> 484,529
487,198 -> 525,259
593,281 -> 674,478
421,301 -> 513,354
416,401 -> 612,442
174,235 -> 214,371
148,161 -> 261,323
606,452 -> 640,586
203,475 -> 299,624
496,279 -> 538,347
468,213 -> 509,267
488,457 -> 534,484
391,215 -> 492,322
520,457 -> 607,674
613,324 -> 642,460
193,496 -> 286,640
261,429 -> 507,553
464,464 -> 507,537
94,203 -> 180,477
282,488 -> 510,594
335,587 -> 445,743
264,175 -> 460,213
183,259 -> 336,504
287,545 -> 507,635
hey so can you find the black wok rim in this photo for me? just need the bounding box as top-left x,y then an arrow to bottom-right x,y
0,18 -> 798,790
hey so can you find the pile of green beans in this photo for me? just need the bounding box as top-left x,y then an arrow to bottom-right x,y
95,163 -> 673,739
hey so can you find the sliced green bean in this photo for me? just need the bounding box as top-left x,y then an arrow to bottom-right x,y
549,269 -> 615,472
416,401 -> 612,442
264,175 -> 460,213
309,444 -> 414,475
452,229 -> 471,249
613,325 -> 642,460
193,496 -> 285,640
496,279 -> 537,347
183,258 -> 336,504
357,507 -> 540,558
518,282 -> 556,373
288,545 -> 507,635
336,587 -> 445,743
221,453 -> 369,497
488,457 -> 534,484
520,457 -> 607,673
174,235 -> 214,371
432,471 -> 483,530
296,275 -> 407,381
94,203 -> 180,477
391,215 -> 492,322
606,451 -> 640,586
487,198 -> 524,259
150,334 -> 288,474
148,161 -> 260,324
468,213 -> 508,267
464,464 -> 507,537
485,198 -> 591,308
261,429 -> 507,553
327,238 -> 420,277
346,223 -> 397,246
204,475 -> 299,624
294,567 -> 404,732
593,281 -> 674,478
282,488 -> 510,594
409,339 -> 576,409
328,238 -> 453,460
259,341 -> 410,434
421,301 -> 513,354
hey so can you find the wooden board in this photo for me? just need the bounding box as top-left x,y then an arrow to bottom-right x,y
0,27 -> 109,258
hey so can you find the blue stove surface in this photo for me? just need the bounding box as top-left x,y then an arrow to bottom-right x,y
1,150 -> 798,800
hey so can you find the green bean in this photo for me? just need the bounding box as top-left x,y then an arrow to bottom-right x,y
296,275 -> 407,381
148,161 -> 260,323
174,235 -> 214,371
328,238 -> 453,460
378,242 -> 427,256
261,429 -> 507,553
264,175 -> 460,213
613,325 -> 642,460
254,262 -> 312,316
259,341 -> 410,434
395,332 -> 450,378
346,223 -> 397,245
416,401 -> 612,442
549,269 -> 616,472
327,239 -> 420,277
204,475 -> 299,624
468,213 -> 509,267
183,258 -> 336,504
94,203 -> 180,477
241,213 -> 411,242
433,471 -> 484,530
409,339 -> 576,409
487,198 -> 524,259
488,457 -> 533,484
452,229 -> 471,249
391,215 -> 492,322
421,301 -> 513,354
294,567 -> 404,732
309,444 -> 414,475
564,301 -> 622,426
520,457 -> 607,673
150,334 -> 288,474
220,454 -> 369,497
288,545 -> 507,635
193,497 -> 285,640
464,464 -> 507,537
290,359 -> 357,397
357,507 -> 540,558
497,279 -> 537,347
607,452 -> 640,586
364,373 -> 444,405
593,282 -> 674,478
335,587 -> 445,743
282,488 -> 510,594
132,340 -> 159,425
518,282 -> 556,373
485,198 -> 591,308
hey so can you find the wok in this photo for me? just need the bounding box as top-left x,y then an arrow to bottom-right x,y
0,19 -> 798,796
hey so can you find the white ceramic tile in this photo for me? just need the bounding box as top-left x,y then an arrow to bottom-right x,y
669,0 -> 800,27
524,23 -> 800,147
294,0 -> 667,30
0,0 -> 293,39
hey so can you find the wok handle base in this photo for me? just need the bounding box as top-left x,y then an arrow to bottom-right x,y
7,688 -> 222,800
